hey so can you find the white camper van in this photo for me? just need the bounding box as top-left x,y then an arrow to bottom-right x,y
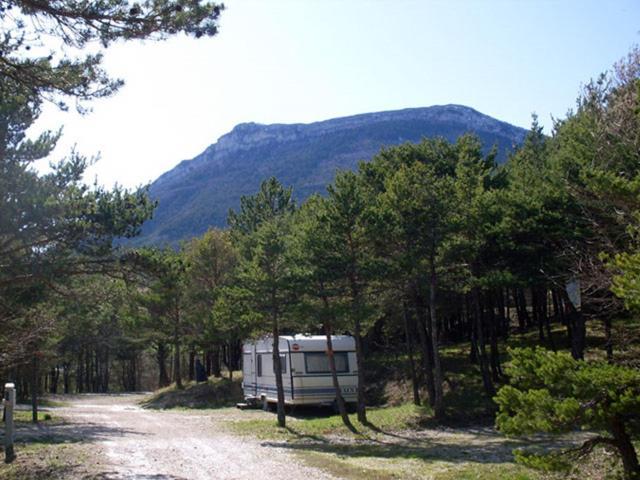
242,335 -> 358,408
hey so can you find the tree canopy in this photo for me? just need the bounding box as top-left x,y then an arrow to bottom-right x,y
0,0 -> 224,108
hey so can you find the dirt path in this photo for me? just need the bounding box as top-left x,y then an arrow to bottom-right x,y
20,394 -> 335,480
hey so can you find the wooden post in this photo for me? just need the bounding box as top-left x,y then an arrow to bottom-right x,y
31,355 -> 38,423
4,382 -> 16,463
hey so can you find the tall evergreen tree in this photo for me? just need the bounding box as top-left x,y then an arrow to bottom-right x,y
290,196 -> 356,430
323,171 -> 375,423
0,78 -> 153,371
130,248 -> 188,389
229,177 -> 296,427
382,161 -> 456,418
183,229 -> 238,377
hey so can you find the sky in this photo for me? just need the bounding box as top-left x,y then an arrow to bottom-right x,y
32,0 -> 640,189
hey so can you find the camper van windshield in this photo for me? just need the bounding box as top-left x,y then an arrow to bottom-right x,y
304,352 -> 349,373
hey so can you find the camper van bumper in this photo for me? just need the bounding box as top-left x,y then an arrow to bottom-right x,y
244,392 -> 358,405
243,395 -> 358,406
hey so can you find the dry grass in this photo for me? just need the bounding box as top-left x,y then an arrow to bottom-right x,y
228,407 -> 626,480
0,441 -> 97,479
141,374 -> 243,409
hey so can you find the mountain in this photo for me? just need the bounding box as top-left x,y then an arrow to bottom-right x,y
136,105 -> 528,245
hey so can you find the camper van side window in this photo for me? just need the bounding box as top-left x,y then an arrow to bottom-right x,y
304,352 -> 349,373
272,355 -> 287,374
257,354 -> 263,377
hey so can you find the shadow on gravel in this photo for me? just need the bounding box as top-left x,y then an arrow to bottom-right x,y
87,473 -> 188,479
1,420 -> 148,445
262,426 -> 588,466
262,436 -> 522,464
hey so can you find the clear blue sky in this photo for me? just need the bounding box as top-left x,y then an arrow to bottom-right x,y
32,0 -> 640,188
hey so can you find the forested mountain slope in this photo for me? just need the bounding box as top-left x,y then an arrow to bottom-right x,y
137,105 -> 527,245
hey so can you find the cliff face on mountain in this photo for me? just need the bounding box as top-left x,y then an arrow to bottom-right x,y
136,105 -> 528,245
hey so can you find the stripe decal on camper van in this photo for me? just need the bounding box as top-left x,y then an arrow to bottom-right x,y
244,382 -> 357,397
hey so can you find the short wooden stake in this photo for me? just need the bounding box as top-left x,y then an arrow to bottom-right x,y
4,383 -> 16,463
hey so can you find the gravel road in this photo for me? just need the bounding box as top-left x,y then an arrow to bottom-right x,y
38,394 -> 335,480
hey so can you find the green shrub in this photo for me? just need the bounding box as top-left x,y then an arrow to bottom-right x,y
495,347 -> 640,479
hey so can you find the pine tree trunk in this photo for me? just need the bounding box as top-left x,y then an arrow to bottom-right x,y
532,287 -> 545,342
560,289 -> 586,360
205,351 -> 212,377
538,287 -> 556,351
212,345 -> 222,377
503,288 -> 510,332
473,288 -> 496,397
85,349 -> 92,392
31,355 -> 38,423
63,362 -> 70,394
467,295 -> 478,364
570,312 -> 586,360
174,342 -> 182,389
353,315 -> 367,424
429,255 -> 445,419
403,301 -> 421,406
106,351 -> 110,392
271,310 -> 286,428
132,356 -> 139,391
346,267 -> 368,424
188,349 -> 195,381
552,289 -> 561,321
76,351 -> 83,393
514,288 -> 525,332
94,349 -> 100,392
516,288 -> 530,331
414,286 -> 436,406
611,416 -> 640,479
487,294 -> 503,381
157,342 -> 170,387
173,305 -> 183,389
604,317 -> 613,361
49,366 -> 59,394
322,298 -> 355,431
120,362 -> 126,391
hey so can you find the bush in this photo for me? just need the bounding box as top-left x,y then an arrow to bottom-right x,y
495,347 -> 640,479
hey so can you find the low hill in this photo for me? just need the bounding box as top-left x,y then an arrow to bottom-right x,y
136,105 -> 528,245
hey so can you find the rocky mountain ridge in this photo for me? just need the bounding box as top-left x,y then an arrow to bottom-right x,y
136,105 -> 528,245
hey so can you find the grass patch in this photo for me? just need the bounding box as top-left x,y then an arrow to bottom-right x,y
298,455 -> 542,480
229,404 -> 545,480
11,409 -> 58,425
142,374 -> 243,409
39,398 -> 70,408
229,402 -> 621,480
0,442 -> 95,479
230,403 -> 429,440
